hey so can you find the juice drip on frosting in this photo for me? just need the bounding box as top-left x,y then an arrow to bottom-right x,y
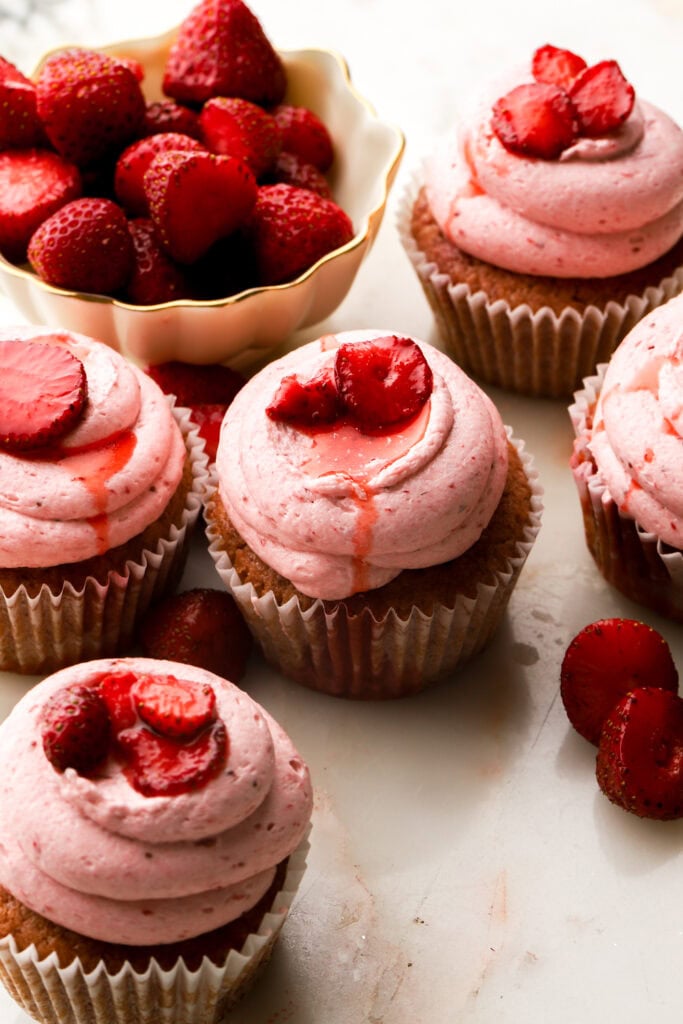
64,430 -> 137,553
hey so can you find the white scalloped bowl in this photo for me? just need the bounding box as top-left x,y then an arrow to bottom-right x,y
0,30 -> 404,369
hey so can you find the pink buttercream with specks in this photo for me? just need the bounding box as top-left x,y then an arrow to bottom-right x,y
424,62 -> 683,278
584,291 -> 683,546
0,326 -> 186,568
0,657 -> 312,945
215,331 -> 509,600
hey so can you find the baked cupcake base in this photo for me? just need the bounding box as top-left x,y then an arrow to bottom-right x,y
206,435 -> 542,699
399,181 -> 683,399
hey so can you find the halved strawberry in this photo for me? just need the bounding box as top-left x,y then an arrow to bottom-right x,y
118,719 -> 228,796
0,340 -> 87,451
266,366 -> 341,427
596,687 -> 683,820
0,56 -> 47,149
41,684 -> 110,774
335,335 -> 433,431
568,60 -> 635,137
560,618 -> 678,745
531,44 -> 587,89
133,673 -> 217,740
491,81 -> 578,159
99,670 -> 139,732
0,148 -> 81,264
199,96 -> 282,178
114,133 -> 206,217
272,104 -> 334,172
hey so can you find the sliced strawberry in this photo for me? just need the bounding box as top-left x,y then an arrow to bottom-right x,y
272,104 -> 334,172
491,81 -> 578,159
199,96 -> 282,178
118,719 -> 228,796
138,588 -> 253,682
41,684 -> 110,774
568,60 -> 635,137
162,0 -> 286,107
27,197 -> 134,295
0,56 -> 47,149
99,670 -> 139,731
335,335 -> 433,431
132,673 -> 217,740
143,99 -> 201,139
268,151 -> 332,199
531,44 -> 587,89
560,618 -> 678,745
0,149 -> 82,265
596,687 -> 683,820
145,150 -> 257,264
145,360 -> 245,407
126,217 -> 191,305
35,47 -> 146,166
246,183 -> 354,286
114,133 -> 206,217
0,340 -> 87,451
266,366 -> 341,428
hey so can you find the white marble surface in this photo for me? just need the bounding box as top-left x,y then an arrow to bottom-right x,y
1,0 -> 683,1021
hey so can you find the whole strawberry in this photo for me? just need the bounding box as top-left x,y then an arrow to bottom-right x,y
272,104 -> 334,172
143,99 -> 201,139
115,132 -> 206,217
0,148 -> 81,264
199,96 -> 282,178
41,684 -> 111,774
0,57 -> 47,149
268,151 -> 332,199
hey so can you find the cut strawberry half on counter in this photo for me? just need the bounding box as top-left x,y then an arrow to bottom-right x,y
133,674 -> 217,740
568,59 -> 635,137
41,684 -> 111,774
491,81 -> 578,160
335,335 -> 433,431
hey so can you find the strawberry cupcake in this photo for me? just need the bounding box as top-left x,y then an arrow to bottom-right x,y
399,44 -> 683,398
205,330 -> 542,699
0,326 -> 209,674
0,656 -> 312,1024
570,291 -> 683,621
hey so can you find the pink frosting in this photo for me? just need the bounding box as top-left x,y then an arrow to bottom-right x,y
0,327 -> 187,568
585,291 -> 683,546
216,331 -> 509,600
425,75 -> 683,278
0,657 -> 313,945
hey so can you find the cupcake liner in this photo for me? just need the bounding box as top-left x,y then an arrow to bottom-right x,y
0,833 -> 309,1024
205,432 -> 542,699
397,172 -> 683,399
570,369 -> 683,620
0,405 -> 210,675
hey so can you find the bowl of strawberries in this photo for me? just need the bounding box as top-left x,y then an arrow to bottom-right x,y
0,0 -> 404,369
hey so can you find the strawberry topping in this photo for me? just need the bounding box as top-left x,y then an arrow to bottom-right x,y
117,719 -> 228,797
99,670 -> 140,731
0,340 -> 87,451
491,82 -> 579,160
568,59 -> 635,137
335,335 -> 433,431
266,366 -> 341,428
133,673 -> 217,740
41,684 -> 110,774
531,44 -> 587,89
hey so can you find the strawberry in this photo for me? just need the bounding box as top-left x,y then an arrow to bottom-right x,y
0,339 -> 87,451
132,673 -> 217,740
568,59 -> 635,137
189,403 -> 229,461
199,96 -> 282,178
99,671 -> 139,731
0,56 -> 47,149
117,719 -> 228,796
114,55 -> 145,83
272,104 -> 334,172
114,132 -> 206,217
246,183 -> 354,286
27,197 -> 134,295
126,218 -> 191,305
266,367 -> 341,428
335,335 -> 433,431
0,148 -> 81,264
41,684 -> 111,774
596,687 -> 683,820
268,151 -> 332,199
145,359 -> 245,404
35,47 -> 146,166
144,149 -> 257,264
162,0 -> 286,107
138,588 -> 253,681
143,100 -> 201,139
560,618 -> 678,745
491,81 -> 578,160
531,44 -> 587,89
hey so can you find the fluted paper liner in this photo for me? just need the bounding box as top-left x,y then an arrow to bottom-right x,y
0,405 -> 210,674
570,368 -> 683,620
0,833 -> 309,1024
398,171 -> 683,399
205,432 -> 542,699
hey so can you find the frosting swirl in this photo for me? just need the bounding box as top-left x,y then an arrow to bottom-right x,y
0,658 -> 312,945
216,331 -> 509,600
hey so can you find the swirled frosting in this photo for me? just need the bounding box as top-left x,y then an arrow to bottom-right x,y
425,65 -> 683,278
586,292 -> 683,545
216,331 -> 509,600
0,326 -> 187,568
0,657 -> 312,945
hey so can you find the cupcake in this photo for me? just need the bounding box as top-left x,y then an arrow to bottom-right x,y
0,325 -> 209,674
205,330 -> 542,699
399,43 -> 683,398
0,656 -> 312,1024
570,291 -> 683,621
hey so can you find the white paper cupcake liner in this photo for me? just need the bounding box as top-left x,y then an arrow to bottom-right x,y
0,405 -> 210,675
205,432 -> 542,699
397,171 -> 683,399
0,833 -> 309,1024
570,368 -> 683,619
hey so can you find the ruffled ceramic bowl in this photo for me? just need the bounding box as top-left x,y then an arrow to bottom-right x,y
0,29 -> 404,369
